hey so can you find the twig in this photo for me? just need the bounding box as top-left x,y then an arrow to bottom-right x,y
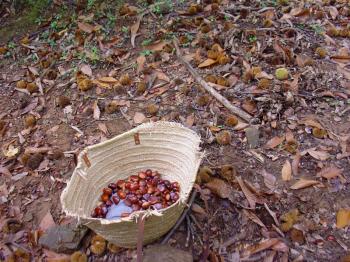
161,189 -> 197,244
172,39 -> 252,123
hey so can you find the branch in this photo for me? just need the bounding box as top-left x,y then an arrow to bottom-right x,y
172,39 -> 252,122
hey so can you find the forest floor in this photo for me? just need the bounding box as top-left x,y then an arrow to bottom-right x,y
0,0 -> 350,261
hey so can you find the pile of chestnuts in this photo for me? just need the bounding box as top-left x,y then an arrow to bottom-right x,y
91,169 -> 180,219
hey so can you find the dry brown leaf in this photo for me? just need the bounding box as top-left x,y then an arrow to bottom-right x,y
148,40 -> 168,51
28,66 -> 39,76
130,15 -> 142,48
97,123 -> 108,135
198,58 -> 218,68
264,136 -> 285,149
328,6 -> 338,19
337,65 -> 350,80
331,55 -> 350,64
236,176 -> 257,209
281,160 -> 292,181
133,112 -> 146,124
290,178 -> 319,190
264,203 -> 280,226
241,99 -> 257,114
191,203 -> 207,215
205,178 -> 232,199
336,209 -> 350,228
155,71 -> 170,82
261,170 -> 276,190
93,101 -> 100,120
317,166 -> 344,180
77,22 -> 95,33
80,64 -> 92,76
243,209 -> 267,229
242,238 -> 280,258
301,118 -> 322,129
185,113 -> 195,127
136,55 -> 146,74
307,149 -> 330,161
39,211 -> 55,232
291,151 -> 301,176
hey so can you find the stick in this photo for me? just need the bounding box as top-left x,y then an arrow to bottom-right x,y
172,39 -> 252,122
161,190 -> 197,244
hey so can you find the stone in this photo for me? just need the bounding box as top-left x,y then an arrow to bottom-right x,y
245,127 -> 260,148
39,221 -> 88,254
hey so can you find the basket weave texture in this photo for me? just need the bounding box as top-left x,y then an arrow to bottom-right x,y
60,121 -> 202,247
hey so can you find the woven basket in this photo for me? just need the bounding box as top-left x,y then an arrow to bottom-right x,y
60,121 -> 202,247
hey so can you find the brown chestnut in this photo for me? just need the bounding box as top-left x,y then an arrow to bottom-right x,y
106,200 -> 113,206
147,186 -> 155,194
165,193 -> 171,201
132,204 -> 141,211
157,184 -> 166,192
138,172 -> 146,179
172,182 -> 179,188
130,183 -> 139,191
116,180 -> 125,188
103,187 -> 113,196
142,201 -> 151,209
101,205 -> 108,216
101,193 -> 110,202
125,182 -> 131,190
130,175 -> 139,182
145,169 -> 152,176
94,207 -> 102,216
139,179 -> 146,187
112,195 -> 120,204
108,183 -> 117,190
152,203 -> 162,210
117,190 -> 126,199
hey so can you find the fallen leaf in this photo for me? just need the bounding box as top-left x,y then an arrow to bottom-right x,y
191,203 -> 207,215
264,136 -> 285,149
243,209 -> 267,229
281,160 -> 292,181
11,172 -> 28,181
290,179 -> 319,190
261,170 -> 276,190
328,6 -> 338,19
336,209 -> 350,228
0,166 -> 12,178
43,249 -> 70,262
337,65 -> 350,80
97,123 -> 108,135
205,178 -> 232,199
236,176 -> 257,209
78,22 -> 95,33
39,211 -> 55,232
242,238 -> 280,258
93,101 -> 100,120
28,66 -> 39,76
198,58 -> 218,68
317,166 -> 345,181
291,151 -> 301,176
307,149 -> 330,161
155,71 -> 170,82
3,144 -> 19,158
185,113 -> 195,127
133,112 -> 146,124
80,64 -> 92,76
300,118 -> 323,129
148,40 -> 168,51
130,15 -> 143,48
136,55 -> 146,74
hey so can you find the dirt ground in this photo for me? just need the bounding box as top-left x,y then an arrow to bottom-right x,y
0,0 -> 350,261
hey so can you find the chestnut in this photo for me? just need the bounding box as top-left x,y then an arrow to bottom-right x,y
147,186 -> 155,194
149,195 -> 159,204
172,192 -> 179,202
117,190 -> 126,199
101,205 -> 108,216
145,169 -> 152,176
152,203 -> 162,210
94,207 -> 102,216
106,200 -> 113,206
112,195 -> 120,204
138,172 -> 146,179
130,175 -> 139,182
165,193 -> 171,201
142,201 -> 151,209
139,179 -> 146,187
130,183 -> 139,191
157,184 -> 166,193
125,182 -> 131,190
103,187 -> 113,196
116,180 -> 125,188
101,193 -> 110,202
132,204 -> 141,211
172,182 -> 179,188
143,193 -> 150,201
108,183 -> 117,190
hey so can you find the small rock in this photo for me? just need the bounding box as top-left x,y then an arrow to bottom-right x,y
142,245 -> 193,262
39,221 -> 88,253
245,127 -> 260,148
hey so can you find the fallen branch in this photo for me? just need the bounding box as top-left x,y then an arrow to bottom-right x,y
172,39 -> 252,122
